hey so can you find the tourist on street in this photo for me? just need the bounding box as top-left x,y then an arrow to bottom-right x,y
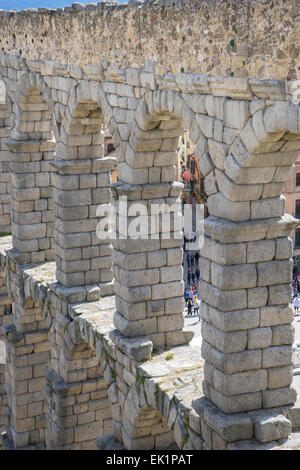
187,271 -> 191,284
294,297 -> 300,315
184,288 -> 189,305
186,253 -> 190,268
195,252 -> 200,265
293,285 -> 298,298
187,299 -> 193,316
193,295 -> 200,316
191,254 -> 194,267
195,267 -> 200,281
191,271 -> 195,284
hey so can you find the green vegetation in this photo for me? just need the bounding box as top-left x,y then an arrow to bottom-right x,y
165,352 -> 174,361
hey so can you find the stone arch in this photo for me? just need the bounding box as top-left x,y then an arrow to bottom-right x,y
198,96 -> 300,419
12,72 -> 56,141
0,76 -> 12,234
46,316 -> 113,450
63,80 -> 120,151
112,88 -> 199,349
118,89 -> 185,183
203,99 -> 300,222
7,72 -> 56,265
121,383 -> 180,450
2,267 -> 52,449
53,81 -> 116,291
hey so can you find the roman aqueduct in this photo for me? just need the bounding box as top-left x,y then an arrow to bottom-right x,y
0,0 -> 300,450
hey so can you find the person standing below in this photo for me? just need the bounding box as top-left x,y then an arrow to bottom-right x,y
195,267 -> 200,281
186,253 -> 190,268
187,298 -> 193,316
294,296 -> 300,315
184,288 -> 189,306
191,271 -> 195,284
193,295 -> 200,316
293,285 -> 298,299
187,271 -> 191,285
191,254 -> 194,268
195,251 -> 200,266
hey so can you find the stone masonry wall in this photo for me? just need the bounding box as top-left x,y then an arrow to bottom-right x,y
0,87 -> 11,234
0,4 -> 300,448
1,237 -> 300,450
0,0 -> 299,80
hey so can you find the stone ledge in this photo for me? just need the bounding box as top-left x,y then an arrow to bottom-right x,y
110,329 -> 153,362
205,214 -> 299,244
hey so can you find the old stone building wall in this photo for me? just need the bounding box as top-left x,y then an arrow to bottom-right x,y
0,0 -> 300,80
0,0 -> 299,451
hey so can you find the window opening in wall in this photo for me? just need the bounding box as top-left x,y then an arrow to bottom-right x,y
295,229 -> 300,249
295,200 -> 300,219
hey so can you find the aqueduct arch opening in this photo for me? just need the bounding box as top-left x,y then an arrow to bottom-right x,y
46,317 -> 112,450
121,385 -> 176,450
53,84 -> 116,292
8,73 -> 56,266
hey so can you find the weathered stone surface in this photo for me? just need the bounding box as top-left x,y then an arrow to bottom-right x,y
201,320 -> 247,354
210,262 -> 257,290
215,169 -> 263,202
204,305 -> 259,332
262,387 -> 297,408
207,193 -> 250,222
250,411 -> 292,443
262,346 -> 292,368
267,366 -> 293,390
224,100 -> 249,130
257,260 -> 293,286
199,280 -> 247,312
1,11 -> 300,450
260,305 -> 293,327
213,369 -> 267,395
248,327 -> 272,349
247,240 -> 275,263
203,403 -> 253,442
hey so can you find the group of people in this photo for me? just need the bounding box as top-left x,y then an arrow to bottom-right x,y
293,277 -> 300,315
186,252 -> 200,286
183,250 -> 201,319
184,286 -> 200,317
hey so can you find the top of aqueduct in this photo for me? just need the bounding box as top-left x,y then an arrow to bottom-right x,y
0,0 -> 299,80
